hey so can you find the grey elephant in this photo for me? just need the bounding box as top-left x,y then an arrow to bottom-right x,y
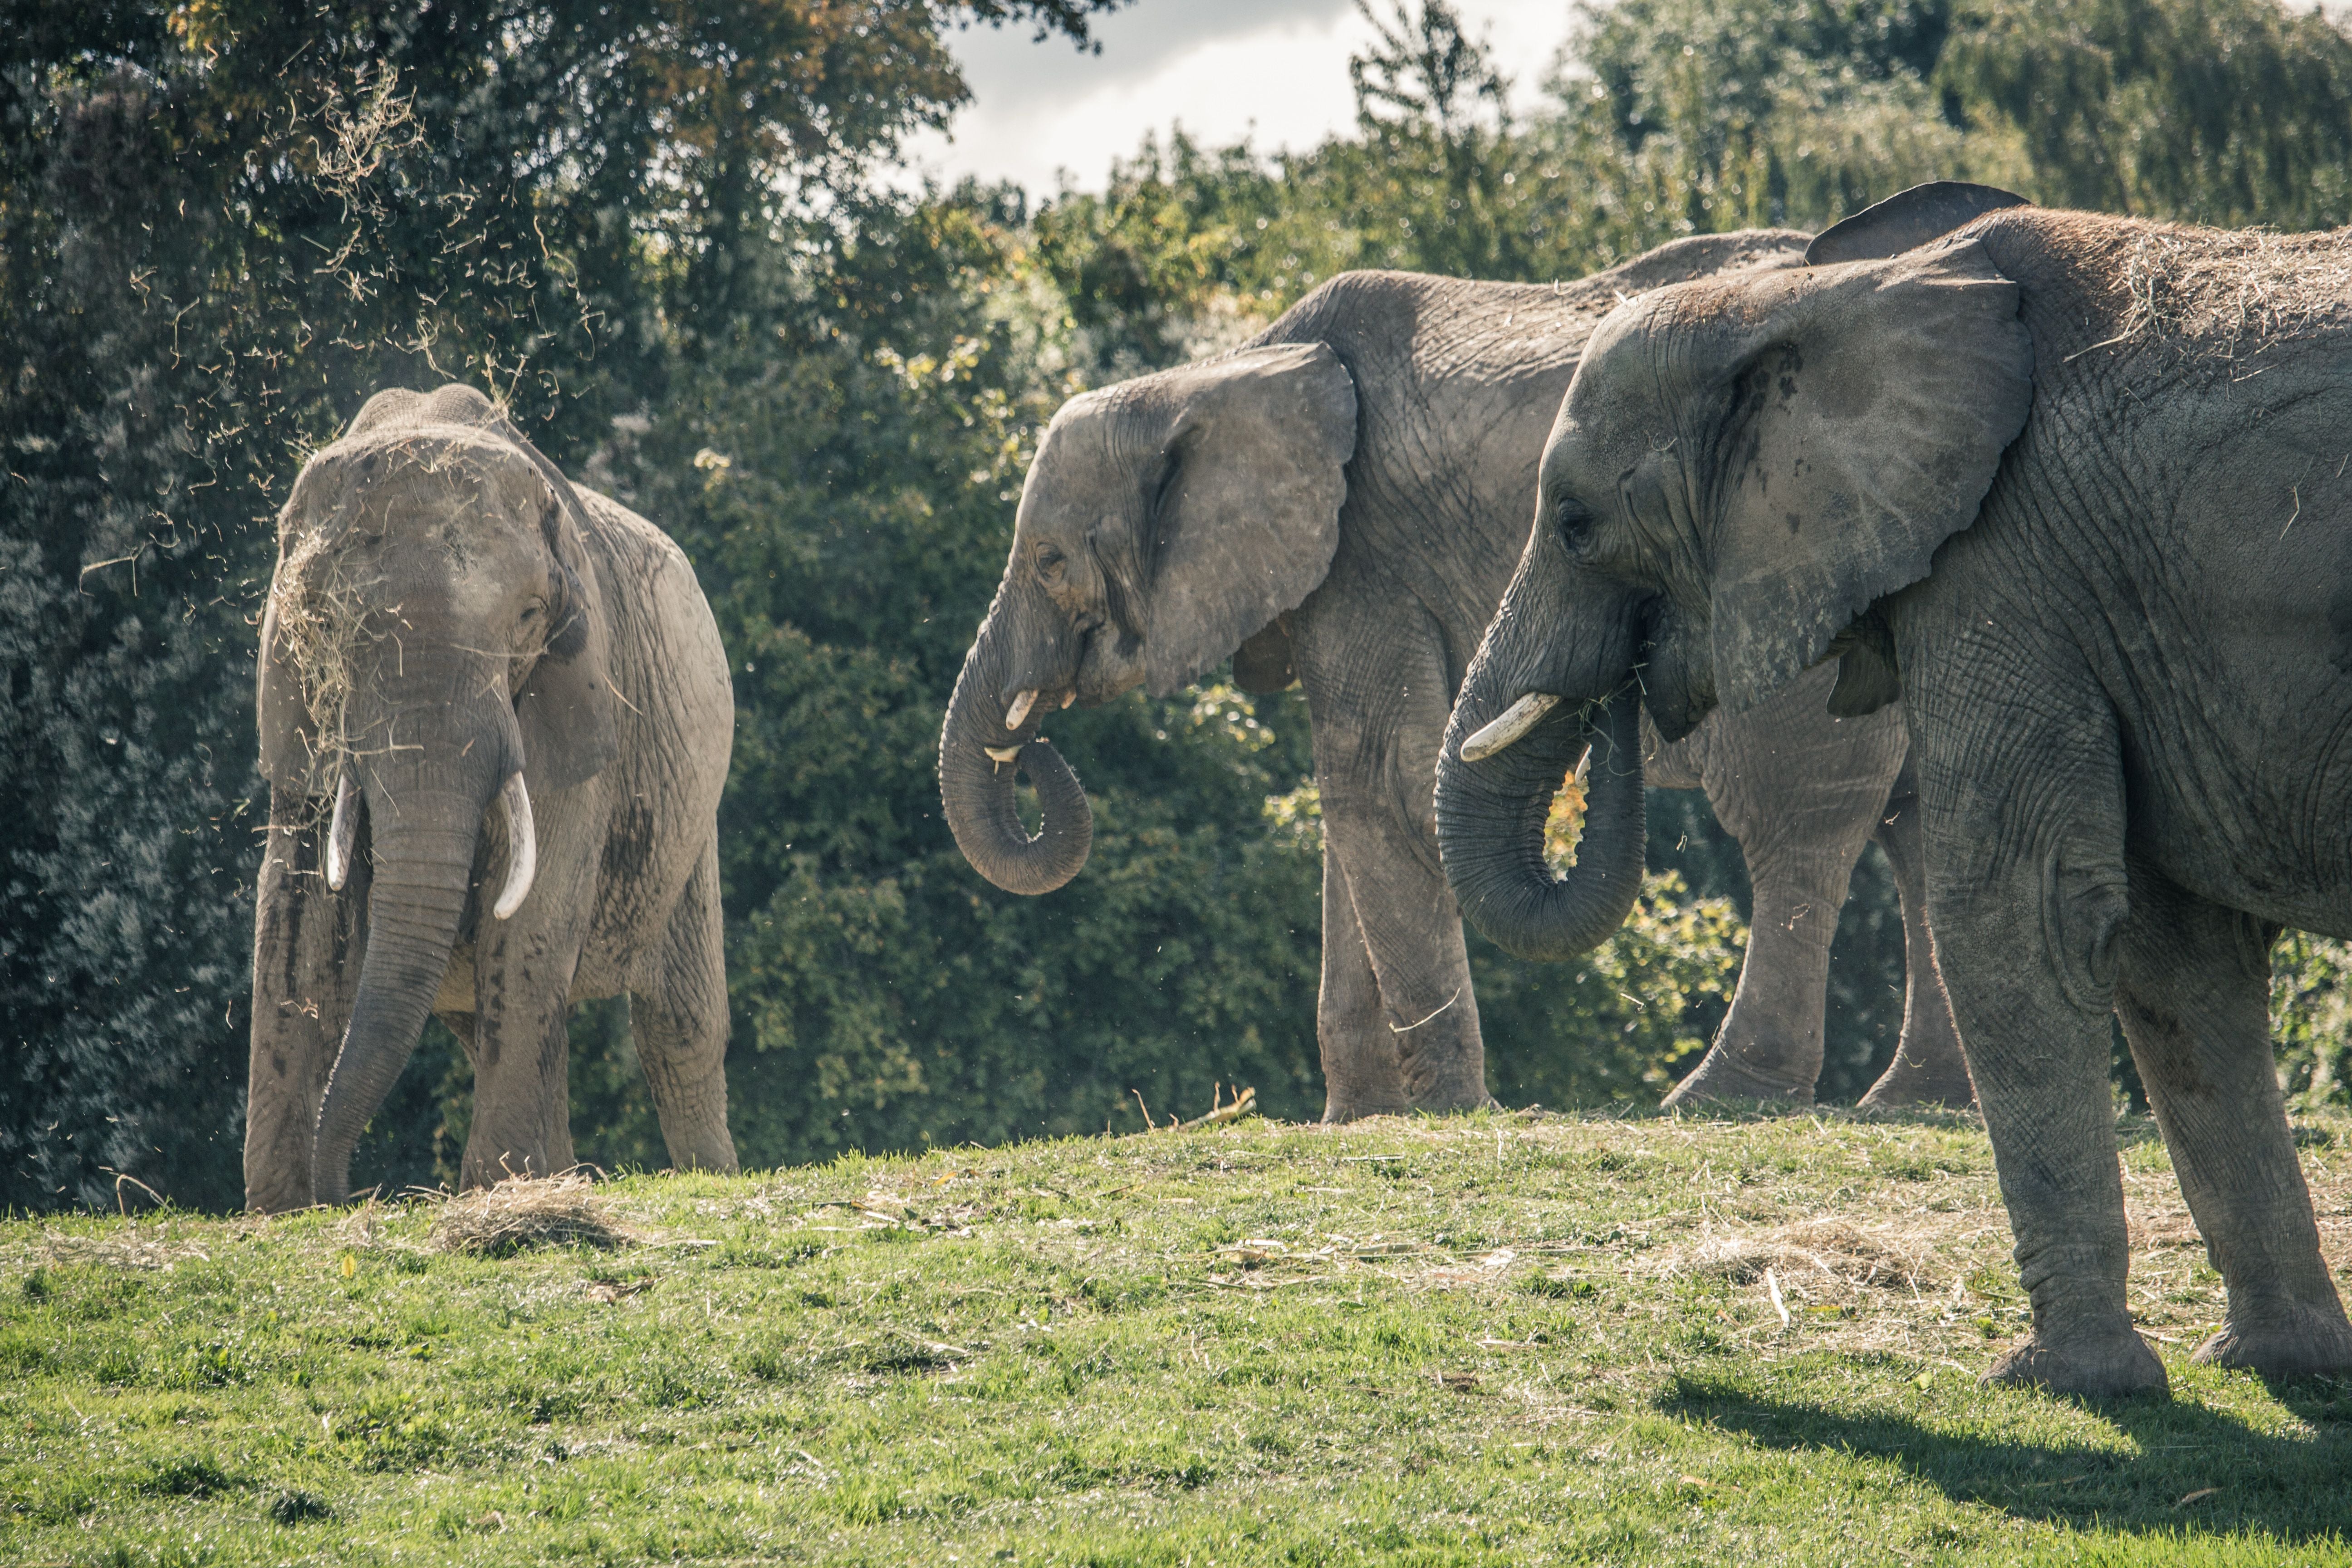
1436,182 -> 2352,1395
245,385 -> 738,1211
938,234 -> 1970,1119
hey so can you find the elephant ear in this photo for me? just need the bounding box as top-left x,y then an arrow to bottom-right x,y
1804,181 -> 2030,265
1142,343 -> 1357,697
256,580 -> 320,789
494,417 -> 621,790
1709,240 -> 2034,713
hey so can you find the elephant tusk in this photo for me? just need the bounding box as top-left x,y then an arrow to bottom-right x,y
1061,690 -> 1075,709
1460,692 -> 1563,763
984,743 -> 1023,766
325,772 -> 358,891
492,772 -> 537,920
1004,689 -> 1039,730
1573,745 -> 1592,786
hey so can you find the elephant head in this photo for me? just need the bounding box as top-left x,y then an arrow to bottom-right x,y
259,384 -> 617,1203
939,343 -> 1357,893
1435,185 -> 2036,961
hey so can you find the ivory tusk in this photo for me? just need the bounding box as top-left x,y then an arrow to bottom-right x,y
1460,692 -> 1562,762
325,772 -> 357,891
984,743 -> 1023,765
1061,690 -> 1075,709
1573,745 -> 1592,786
1004,689 -> 1039,730
492,772 -> 537,920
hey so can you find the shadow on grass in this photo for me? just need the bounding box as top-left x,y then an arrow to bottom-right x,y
1658,1366 -> 2352,1541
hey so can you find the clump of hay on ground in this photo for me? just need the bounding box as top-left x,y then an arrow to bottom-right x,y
1666,1216 -> 1940,1294
430,1171 -> 639,1257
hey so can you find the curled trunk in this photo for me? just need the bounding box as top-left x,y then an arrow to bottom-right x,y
1435,686 -> 1646,962
938,613 -> 1091,895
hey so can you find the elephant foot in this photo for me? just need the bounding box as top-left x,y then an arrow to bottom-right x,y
1661,1044 -> 1813,1110
1322,1094 -> 1415,1123
1984,1327 -> 2170,1400
2193,1302 -> 2352,1383
1856,1042 -> 1976,1112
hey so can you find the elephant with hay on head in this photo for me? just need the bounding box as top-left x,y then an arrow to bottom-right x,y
937,235 -> 1976,1120
245,385 -> 738,1211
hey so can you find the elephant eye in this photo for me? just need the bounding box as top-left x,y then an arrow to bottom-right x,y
1556,497 -> 1595,549
1035,544 -> 1066,575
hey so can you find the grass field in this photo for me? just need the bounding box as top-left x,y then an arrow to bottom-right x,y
5,1104 -> 2352,1565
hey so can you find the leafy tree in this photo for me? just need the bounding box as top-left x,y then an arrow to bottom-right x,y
0,0 -> 1122,1210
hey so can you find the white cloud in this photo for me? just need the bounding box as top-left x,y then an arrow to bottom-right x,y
902,0 -> 1582,197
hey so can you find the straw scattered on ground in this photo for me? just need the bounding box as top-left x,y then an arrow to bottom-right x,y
427,1170 -> 639,1256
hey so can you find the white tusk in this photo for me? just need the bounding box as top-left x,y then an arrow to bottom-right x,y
1004,689 -> 1039,730
492,772 -> 537,920
984,743 -> 1023,765
1573,745 -> 1592,786
1460,692 -> 1563,762
1061,690 -> 1075,709
325,772 -> 357,891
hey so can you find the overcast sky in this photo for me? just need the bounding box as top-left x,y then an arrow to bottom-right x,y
902,1 -> 1581,197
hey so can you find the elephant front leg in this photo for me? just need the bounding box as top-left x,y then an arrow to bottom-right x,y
1316,844 -> 1413,1121
2115,873 -> 2352,1382
463,916 -> 584,1188
1911,691 -> 2164,1397
1856,761 -> 1974,1110
245,794 -> 368,1213
632,838 -> 738,1174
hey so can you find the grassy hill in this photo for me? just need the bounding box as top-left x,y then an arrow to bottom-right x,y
5,1105 -> 2351,1565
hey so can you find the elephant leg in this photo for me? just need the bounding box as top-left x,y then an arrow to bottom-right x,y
2113,872 -> 2352,1381
631,837 -> 739,1174
1297,598 -> 1490,1114
1316,842 -> 1413,1120
245,791 -> 368,1213
1909,678 -> 2164,1398
463,915 -> 585,1190
1664,666 -> 1907,1107
1856,759 -> 1974,1109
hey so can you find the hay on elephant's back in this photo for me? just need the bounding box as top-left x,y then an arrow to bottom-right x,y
2119,225 -> 2352,355
430,1171 -> 640,1256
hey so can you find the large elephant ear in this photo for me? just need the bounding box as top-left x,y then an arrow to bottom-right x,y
1804,181 -> 2030,265
1142,343 -> 1357,697
1709,240 -> 2034,713
256,579 -> 318,789
493,414 -> 620,790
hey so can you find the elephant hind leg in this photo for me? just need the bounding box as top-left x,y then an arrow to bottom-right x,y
632,836 -> 738,1175
1856,760 -> 1975,1111
2114,872 -> 2352,1382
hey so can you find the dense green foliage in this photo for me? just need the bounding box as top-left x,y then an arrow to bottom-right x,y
6,1110 -> 2352,1561
11,0 -> 2352,1209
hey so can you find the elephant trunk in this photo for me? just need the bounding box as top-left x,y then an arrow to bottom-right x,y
1434,530 -> 1649,961
939,597 -> 1092,895
311,731 -> 510,1205
1437,685 -> 1647,960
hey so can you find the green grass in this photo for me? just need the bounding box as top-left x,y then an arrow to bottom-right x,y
5,1106 -> 2351,1565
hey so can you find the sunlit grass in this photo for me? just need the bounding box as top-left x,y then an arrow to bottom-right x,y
5,1106 -> 2350,1564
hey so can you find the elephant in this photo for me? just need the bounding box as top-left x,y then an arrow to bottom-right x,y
937,233 -> 1972,1121
244,384 -> 738,1211
1434,181 -> 2352,1395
